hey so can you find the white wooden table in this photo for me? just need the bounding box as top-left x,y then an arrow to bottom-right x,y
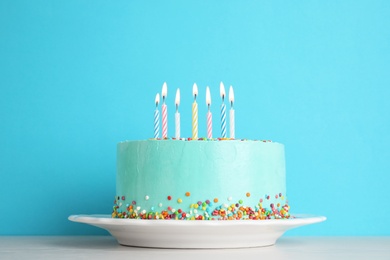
1,236 -> 389,259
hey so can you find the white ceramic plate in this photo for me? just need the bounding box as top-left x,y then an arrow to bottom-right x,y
69,214 -> 326,248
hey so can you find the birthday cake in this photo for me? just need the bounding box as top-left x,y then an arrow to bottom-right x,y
112,83 -> 290,220
112,139 -> 290,220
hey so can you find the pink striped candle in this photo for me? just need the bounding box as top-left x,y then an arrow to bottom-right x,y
192,83 -> 198,140
206,86 -> 212,139
154,93 -> 160,139
161,82 -> 168,139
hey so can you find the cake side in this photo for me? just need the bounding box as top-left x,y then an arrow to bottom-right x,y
112,140 -> 290,220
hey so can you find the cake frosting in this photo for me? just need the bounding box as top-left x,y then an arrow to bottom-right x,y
112,139 -> 290,220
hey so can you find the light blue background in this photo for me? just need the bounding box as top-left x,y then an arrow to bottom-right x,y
1,0 -> 389,236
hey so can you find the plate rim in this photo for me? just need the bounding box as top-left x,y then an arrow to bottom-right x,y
68,213 -> 326,248
69,213 -> 326,226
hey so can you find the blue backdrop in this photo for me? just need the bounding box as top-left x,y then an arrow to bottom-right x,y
1,0 -> 389,236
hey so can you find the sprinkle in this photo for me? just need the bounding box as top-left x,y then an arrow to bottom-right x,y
185,192 -> 191,197
167,196 -> 172,200
121,196 -> 126,200
275,194 -> 279,199
228,196 -> 232,201
145,195 -> 149,200
177,198 -> 182,203
246,192 -> 250,197
158,203 -> 163,207
214,198 -> 219,203
239,199 -> 243,204
206,200 -> 210,204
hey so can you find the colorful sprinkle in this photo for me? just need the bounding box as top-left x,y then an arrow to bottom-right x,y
185,192 -> 191,197
113,191 -> 291,220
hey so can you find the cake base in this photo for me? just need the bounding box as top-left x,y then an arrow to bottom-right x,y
68,214 -> 326,248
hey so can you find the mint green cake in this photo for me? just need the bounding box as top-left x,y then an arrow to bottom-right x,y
112,139 -> 291,220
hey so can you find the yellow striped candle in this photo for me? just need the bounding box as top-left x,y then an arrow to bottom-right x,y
192,83 -> 198,140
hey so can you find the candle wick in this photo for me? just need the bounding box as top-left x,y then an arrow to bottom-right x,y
208,104 -> 210,111
222,96 -> 225,102
231,101 -> 234,108
176,104 -> 178,112
194,94 -> 197,101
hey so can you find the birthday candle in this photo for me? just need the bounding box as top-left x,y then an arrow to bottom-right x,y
206,86 -> 212,139
192,83 -> 198,140
220,82 -> 227,138
161,82 -> 168,139
229,86 -> 235,139
154,93 -> 160,139
175,88 -> 180,140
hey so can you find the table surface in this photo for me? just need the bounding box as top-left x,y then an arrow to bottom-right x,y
1,236 -> 389,260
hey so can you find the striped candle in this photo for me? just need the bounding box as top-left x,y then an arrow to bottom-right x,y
175,88 -> 180,140
161,82 -> 168,139
154,93 -> 160,139
229,86 -> 235,139
192,83 -> 198,140
220,82 -> 227,138
206,86 -> 212,139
